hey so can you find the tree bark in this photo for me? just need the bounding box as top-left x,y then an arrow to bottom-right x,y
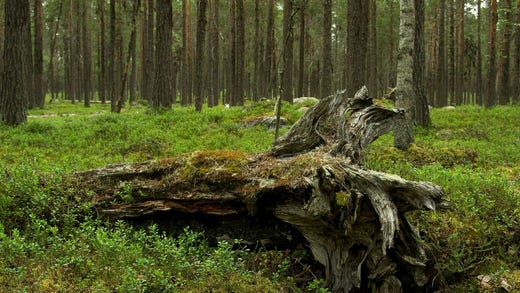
513,0 -> 520,103
208,0 -> 220,107
321,0 -> 332,98
393,0 -> 415,150
34,0 -> 44,108
454,0 -> 464,106
486,0 -> 498,108
345,0 -> 368,99
235,0 -> 245,106
0,0 -> 29,125
476,0 -> 483,105
297,7 -> 306,99
194,0 -> 208,112
281,0 -> 294,103
496,0 -> 512,105
153,0 -> 173,108
414,0 -> 431,127
79,87 -> 446,292
181,0 -> 193,106
82,0 -> 92,108
436,0 -> 448,107
97,0 -> 107,104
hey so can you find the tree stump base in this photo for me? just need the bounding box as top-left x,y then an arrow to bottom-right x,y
77,87 -> 448,292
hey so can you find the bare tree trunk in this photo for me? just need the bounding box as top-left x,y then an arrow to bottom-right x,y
497,0 -> 512,105
109,0 -> 116,110
116,0 -> 140,113
141,0 -> 154,104
34,0 -> 44,108
82,0 -> 92,108
0,0 -> 29,125
181,0 -> 193,106
47,2 -> 62,102
226,0 -> 236,105
153,0 -> 173,108
345,0 -> 368,99
414,0 -> 431,127
208,0 -> 220,107
194,0 -> 207,112
97,0 -> 107,104
455,0 -> 464,105
513,0 -> 520,103
436,0 -> 448,107
486,0 -> 498,107
476,0 -> 483,105
264,0 -> 276,99
448,0 -> 455,104
367,0 -> 378,98
297,7 -> 305,99
235,0 -> 245,105
321,0 -> 332,98
394,0 -> 415,150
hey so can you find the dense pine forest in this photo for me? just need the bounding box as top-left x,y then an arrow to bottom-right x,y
0,0 -> 519,292
0,0 -> 519,120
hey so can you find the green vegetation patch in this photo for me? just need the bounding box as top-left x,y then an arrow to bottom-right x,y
0,102 -> 519,292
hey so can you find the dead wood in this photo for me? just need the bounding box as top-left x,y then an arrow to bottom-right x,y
77,87 -> 447,292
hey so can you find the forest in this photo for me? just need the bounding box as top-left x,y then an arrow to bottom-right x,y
0,0 -> 519,119
0,0 -> 519,292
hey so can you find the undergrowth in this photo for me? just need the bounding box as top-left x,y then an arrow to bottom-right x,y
0,101 -> 518,292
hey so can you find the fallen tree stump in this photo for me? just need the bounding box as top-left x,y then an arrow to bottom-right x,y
77,87 -> 448,292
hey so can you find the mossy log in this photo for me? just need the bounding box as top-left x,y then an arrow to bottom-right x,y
77,87 -> 448,292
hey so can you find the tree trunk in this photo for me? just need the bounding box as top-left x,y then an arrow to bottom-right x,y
414,0 -> 431,127
367,0 -> 378,98
486,0 -> 498,107
264,0 -> 276,99
235,0 -> 245,106
321,0 -> 332,98
297,6 -> 306,99
208,0 -> 220,107
141,0 -> 154,104
194,0 -> 208,112
109,0 -> 116,110
181,0 -> 193,106
394,0 -> 415,150
79,87 -> 447,293
153,0 -> 173,108
476,0 -> 483,105
513,0 -> 520,103
47,2 -> 62,102
436,0 -> 448,107
0,0 -> 29,125
116,0 -> 140,113
448,0 -> 455,104
345,0 -> 368,99
455,0 -> 464,105
497,0 -> 512,105
24,0 -> 34,109
82,0 -> 92,108
34,0 -> 44,108
97,0 -> 107,104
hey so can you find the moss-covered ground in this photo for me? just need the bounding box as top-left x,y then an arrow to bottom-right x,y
0,101 -> 518,292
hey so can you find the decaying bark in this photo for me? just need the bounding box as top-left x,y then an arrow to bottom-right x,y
77,87 -> 447,292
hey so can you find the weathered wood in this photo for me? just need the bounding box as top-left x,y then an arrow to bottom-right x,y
77,87 -> 447,292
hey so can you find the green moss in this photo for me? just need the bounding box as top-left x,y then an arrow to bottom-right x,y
368,144 -> 478,168
335,191 -> 350,206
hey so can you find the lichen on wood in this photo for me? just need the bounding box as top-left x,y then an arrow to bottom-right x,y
78,87 -> 448,292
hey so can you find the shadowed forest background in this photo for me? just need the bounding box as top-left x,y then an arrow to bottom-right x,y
0,0 -> 519,115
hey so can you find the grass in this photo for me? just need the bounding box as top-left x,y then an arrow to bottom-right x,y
0,100 -> 519,292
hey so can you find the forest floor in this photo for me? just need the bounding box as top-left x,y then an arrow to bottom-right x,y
0,99 -> 518,292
